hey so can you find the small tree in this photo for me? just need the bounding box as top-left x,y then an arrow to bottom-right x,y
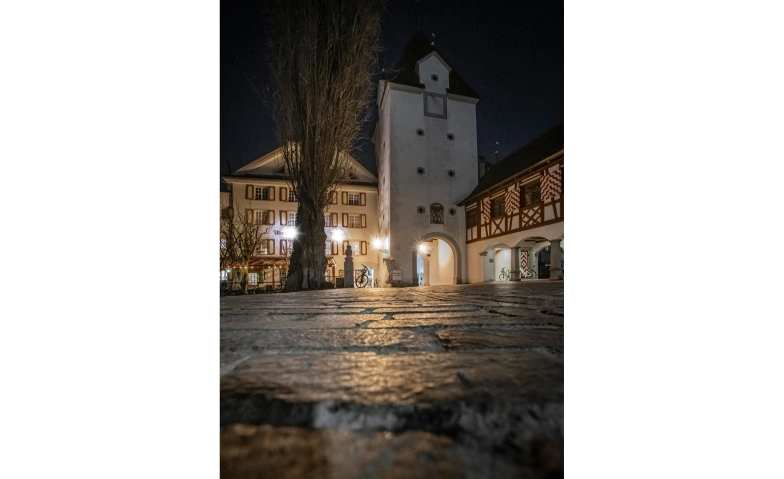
220,200 -> 270,294
264,0 -> 381,290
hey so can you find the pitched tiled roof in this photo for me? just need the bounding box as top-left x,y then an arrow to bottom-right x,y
459,123 -> 564,205
385,31 -> 479,99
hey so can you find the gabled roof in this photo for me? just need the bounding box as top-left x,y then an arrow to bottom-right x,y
459,123 -> 564,205
227,146 -> 377,185
385,31 -> 479,99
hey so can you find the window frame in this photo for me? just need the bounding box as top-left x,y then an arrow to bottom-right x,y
287,211 -> 297,226
254,186 -> 270,201
347,214 -> 361,228
490,196 -> 505,218
347,192 -> 361,206
520,181 -> 542,207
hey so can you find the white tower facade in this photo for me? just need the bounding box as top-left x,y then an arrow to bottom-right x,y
374,33 -> 479,286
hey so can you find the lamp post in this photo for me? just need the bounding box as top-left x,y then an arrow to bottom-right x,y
282,226 -> 298,289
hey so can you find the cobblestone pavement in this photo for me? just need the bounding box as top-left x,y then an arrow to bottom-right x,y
220,281 -> 564,479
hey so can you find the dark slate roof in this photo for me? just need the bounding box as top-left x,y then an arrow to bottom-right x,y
459,123 -> 564,205
385,31 -> 479,99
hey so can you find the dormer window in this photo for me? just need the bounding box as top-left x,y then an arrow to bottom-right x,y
423,92 -> 447,119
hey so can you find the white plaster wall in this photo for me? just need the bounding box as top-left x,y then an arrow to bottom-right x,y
427,239 -> 455,286
417,55 -> 450,94
382,86 -> 478,285
465,221 -> 564,283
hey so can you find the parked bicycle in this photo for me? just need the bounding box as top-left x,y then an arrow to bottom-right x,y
356,264 -> 370,288
521,268 -> 537,280
499,267 -> 511,281
498,267 -> 538,281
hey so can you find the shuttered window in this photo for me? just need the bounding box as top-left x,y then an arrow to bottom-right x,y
348,214 -> 361,228
348,193 -> 361,206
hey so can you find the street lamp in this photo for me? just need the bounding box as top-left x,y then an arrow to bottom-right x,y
281,227 -> 298,289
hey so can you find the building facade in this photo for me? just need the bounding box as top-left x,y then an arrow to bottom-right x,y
221,148 -> 381,289
374,32 -> 480,286
458,124 -> 564,283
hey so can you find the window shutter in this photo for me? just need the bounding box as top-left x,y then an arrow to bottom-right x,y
280,187 -> 287,201
270,239 -> 275,255
331,241 -> 338,255
341,192 -> 348,205
279,240 -> 285,255
331,212 -> 338,227
280,211 -> 287,225
343,241 -> 349,255
246,185 -> 253,199
267,210 -> 275,224
245,209 -> 253,223
360,193 -> 366,206
360,214 -> 366,228
342,213 -> 348,227
360,241 -> 367,255
269,187 -> 275,201
331,192 -> 338,204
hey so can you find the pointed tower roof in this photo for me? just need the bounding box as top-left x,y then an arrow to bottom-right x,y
386,31 -> 479,99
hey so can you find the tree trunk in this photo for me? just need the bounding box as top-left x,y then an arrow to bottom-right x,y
285,199 -> 327,291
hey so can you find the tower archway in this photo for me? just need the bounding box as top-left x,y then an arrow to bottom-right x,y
410,232 -> 462,285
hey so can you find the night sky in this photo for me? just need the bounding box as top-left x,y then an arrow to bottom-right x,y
220,0 -> 563,183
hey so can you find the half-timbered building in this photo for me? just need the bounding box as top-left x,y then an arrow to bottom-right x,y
457,123 -> 564,283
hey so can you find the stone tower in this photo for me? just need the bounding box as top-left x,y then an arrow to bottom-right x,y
374,32 -> 479,286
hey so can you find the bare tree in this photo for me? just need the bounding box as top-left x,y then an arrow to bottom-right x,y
264,0 -> 381,290
220,199 -> 270,294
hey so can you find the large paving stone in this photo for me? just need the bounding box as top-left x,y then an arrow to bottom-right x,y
436,329 -> 564,350
221,328 -> 444,354
221,424 -> 560,479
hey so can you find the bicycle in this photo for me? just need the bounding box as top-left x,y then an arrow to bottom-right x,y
499,267 -> 511,281
521,268 -> 537,280
355,264 -> 370,288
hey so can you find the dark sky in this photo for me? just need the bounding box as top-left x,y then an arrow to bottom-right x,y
220,0 -> 563,183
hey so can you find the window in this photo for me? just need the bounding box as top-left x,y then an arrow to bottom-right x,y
325,212 -> 338,227
447,133 -> 454,140
256,210 -> 273,225
255,187 -> 270,200
348,214 -> 361,228
490,197 -> 504,218
248,272 -> 258,286
466,209 -> 479,228
220,238 -> 227,249
288,190 -> 297,203
423,92 -> 447,118
325,241 -> 332,256
448,170 -> 455,177
281,239 -> 292,255
348,193 -> 361,206
417,167 -> 425,175
258,241 -> 269,255
521,182 -> 542,206
343,240 -> 367,256
287,212 -> 297,226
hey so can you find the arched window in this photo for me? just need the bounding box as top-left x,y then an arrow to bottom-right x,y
430,203 -> 444,224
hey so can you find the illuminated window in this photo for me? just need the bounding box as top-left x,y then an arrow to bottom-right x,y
248,272 -> 258,286
325,241 -> 332,256
287,212 -> 297,226
348,214 -> 361,228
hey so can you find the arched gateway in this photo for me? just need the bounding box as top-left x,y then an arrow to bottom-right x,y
411,232 -> 462,286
